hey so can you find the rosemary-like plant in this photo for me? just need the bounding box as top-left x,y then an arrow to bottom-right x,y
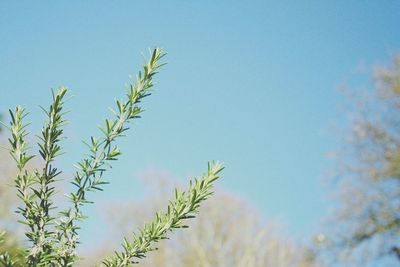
0,231 -> 14,267
0,48 -> 224,267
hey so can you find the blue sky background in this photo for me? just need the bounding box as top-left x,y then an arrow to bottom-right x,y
1,0 -> 400,252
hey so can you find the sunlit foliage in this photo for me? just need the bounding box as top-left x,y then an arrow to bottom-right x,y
81,172 -> 322,267
0,49 -> 223,266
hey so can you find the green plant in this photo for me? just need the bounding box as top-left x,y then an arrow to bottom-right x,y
0,48 -> 224,267
92,178 -> 323,267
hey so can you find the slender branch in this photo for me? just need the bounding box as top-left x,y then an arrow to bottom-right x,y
26,87 -> 68,266
102,162 -> 224,267
55,48 -> 166,266
8,106 -> 38,262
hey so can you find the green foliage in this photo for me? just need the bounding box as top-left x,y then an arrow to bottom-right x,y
0,231 -> 25,267
0,231 -> 15,267
102,163 -> 224,267
1,48 -> 223,267
89,174 -> 322,267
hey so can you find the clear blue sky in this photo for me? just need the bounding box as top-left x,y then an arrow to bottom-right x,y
1,0 -> 399,250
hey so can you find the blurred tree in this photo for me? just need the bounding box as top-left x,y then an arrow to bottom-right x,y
80,171 -> 322,267
326,55 -> 400,266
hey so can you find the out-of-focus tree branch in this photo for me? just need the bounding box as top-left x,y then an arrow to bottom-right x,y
325,55 -> 400,266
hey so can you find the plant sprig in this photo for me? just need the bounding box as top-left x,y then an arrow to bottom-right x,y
8,88 -> 69,266
29,87 -> 68,266
55,48 -> 166,266
103,162 -> 224,267
8,106 -> 38,261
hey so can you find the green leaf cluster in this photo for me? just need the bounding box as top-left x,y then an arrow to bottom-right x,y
103,162 -> 224,267
1,48 -> 223,267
